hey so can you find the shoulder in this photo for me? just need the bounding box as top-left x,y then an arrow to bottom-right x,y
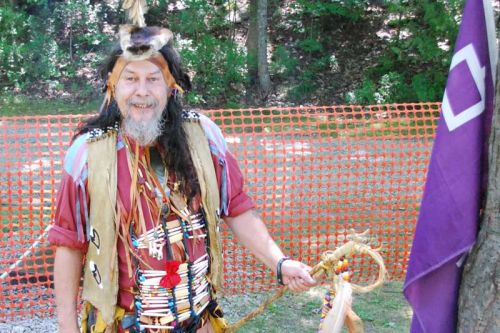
182,110 -> 220,134
64,132 -> 91,181
63,126 -> 122,182
183,110 -> 228,157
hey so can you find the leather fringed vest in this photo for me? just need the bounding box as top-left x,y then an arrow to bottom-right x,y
82,114 -> 225,327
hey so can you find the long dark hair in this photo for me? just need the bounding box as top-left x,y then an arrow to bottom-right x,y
75,44 -> 199,199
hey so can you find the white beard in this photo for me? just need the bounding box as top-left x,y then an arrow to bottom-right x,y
122,110 -> 164,147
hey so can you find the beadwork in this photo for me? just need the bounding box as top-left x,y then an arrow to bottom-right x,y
319,256 -> 351,330
130,191 -> 211,331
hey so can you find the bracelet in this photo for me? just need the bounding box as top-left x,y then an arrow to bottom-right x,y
276,256 -> 290,286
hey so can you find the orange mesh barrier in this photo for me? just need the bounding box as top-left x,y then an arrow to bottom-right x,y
0,103 -> 440,320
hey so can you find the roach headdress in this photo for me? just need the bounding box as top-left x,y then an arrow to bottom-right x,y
104,1 -> 183,106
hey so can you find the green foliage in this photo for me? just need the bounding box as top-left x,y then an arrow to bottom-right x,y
295,0 -> 370,21
0,5 -> 69,91
298,38 -> 323,53
1,0 -> 465,106
179,35 -> 247,106
274,0 -> 373,103
270,45 -> 298,78
167,0 -> 246,106
288,56 -> 331,103
348,71 -> 416,104
346,79 -> 375,104
0,0 -> 113,99
0,7 -> 32,89
411,71 -> 446,102
49,0 -> 110,96
288,75 -> 317,102
354,0 -> 463,103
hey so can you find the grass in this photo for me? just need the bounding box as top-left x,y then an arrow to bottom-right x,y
220,281 -> 411,332
0,96 -> 100,117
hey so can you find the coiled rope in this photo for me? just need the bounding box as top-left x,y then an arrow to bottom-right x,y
224,230 -> 387,333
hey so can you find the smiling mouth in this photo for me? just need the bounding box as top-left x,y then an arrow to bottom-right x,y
133,103 -> 153,109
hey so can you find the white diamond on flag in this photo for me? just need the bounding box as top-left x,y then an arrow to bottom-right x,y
442,43 -> 485,131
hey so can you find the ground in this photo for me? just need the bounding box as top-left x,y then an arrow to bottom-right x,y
0,281 -> 410,332
219,281 -> 411,332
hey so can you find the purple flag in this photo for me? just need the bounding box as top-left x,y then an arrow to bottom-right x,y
403,0 -> 497,332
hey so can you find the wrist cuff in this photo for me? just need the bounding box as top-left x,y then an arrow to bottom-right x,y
276,257 -> 290,286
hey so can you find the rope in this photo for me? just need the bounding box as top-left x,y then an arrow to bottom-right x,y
224,230 -> 387,332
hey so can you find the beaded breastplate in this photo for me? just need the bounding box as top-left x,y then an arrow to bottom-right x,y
134,211 -> 211,331
126,143 -> 212,331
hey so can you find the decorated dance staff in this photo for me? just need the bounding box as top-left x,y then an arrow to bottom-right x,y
223,230 -> 387,333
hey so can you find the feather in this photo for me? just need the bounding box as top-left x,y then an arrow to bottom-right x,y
122,0 -> 148,27
320,280 -> 353,333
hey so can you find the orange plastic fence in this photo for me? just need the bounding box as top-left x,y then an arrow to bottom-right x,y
0,103 -> 440,320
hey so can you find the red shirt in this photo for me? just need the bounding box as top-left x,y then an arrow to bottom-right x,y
49,114 -> 254,309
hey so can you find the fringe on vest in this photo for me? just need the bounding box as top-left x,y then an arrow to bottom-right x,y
82,120 -> 224,326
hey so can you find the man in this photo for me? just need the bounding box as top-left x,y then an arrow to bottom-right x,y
49,25 -> 316,333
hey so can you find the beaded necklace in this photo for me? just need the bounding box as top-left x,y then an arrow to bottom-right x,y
121,135 -> 211,332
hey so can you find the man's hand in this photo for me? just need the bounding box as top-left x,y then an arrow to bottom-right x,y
280,259 -> 317,292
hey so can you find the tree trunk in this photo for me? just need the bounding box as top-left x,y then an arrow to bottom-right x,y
246,0 -> 258,87
256,0 -> 271,97
457,48 -> 500,333
68,14 -> 74,62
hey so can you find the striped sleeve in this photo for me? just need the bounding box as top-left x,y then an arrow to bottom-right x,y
48,134 -> 90,250
198,114 -> 255,217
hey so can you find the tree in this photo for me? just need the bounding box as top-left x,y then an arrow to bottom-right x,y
246,0 -> 258,84
256,0 -> 271,97
457,48 -> 500,332
246,0 -> 271,98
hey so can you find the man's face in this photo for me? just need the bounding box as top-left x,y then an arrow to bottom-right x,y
115,60 -> 169,122
114,60 -> 169,146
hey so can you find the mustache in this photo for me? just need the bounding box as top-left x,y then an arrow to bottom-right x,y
126,97 -> 158,107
